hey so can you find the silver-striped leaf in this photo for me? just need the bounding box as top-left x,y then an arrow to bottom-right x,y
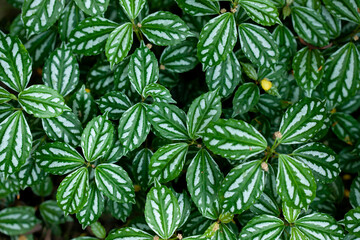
0,111 -> 32,178
105,22 -> 133,69
107,200 -> 132,222
74,0 -> 109,16
345,207 -> 360,237
276,154 -> 316,209
39,200 -> 69,224
95,163 -> 135,203
294,212 -> 345,239
145,184 -> 181,239
323,42 -> 360,109
203,119 -> 267,161
56,167 -> 89,214
21,0 -> 65,37
106,227 -> 153,240
42,44 -> 80,97
42,111 -> 83,147
149,143 -> 189,183
146,102 -> 189,140
350,176 -> 360,208
250,191 -> 280,217
323,0 -> 360,24
118,103 -> 150,152
160,39 -> 198,73
35,142 -> 85,175
292,47 -> 324,97
87,60 -> 115,95
0,207 -> 39,236
18,85 -> 68,118
68,17 -> 118,56
238,23 -> 279,68
140,11 -> 191,46
58,1 -> 85,42
143,83 -> 176,103
205,52 -> 242,98
282,202 -> 301,223
186,149 -> 223,218
238,0 -> 281,26
186,90 -> 221,140
76,183 -> 105,229
208,223 -> 237,240
291,6 -> 329,47
331,112 -> 360,145
69,85 -> 98,124
128,42 -> 159,96
81,115 -> 114,162
292,142 -> 340,183
232,82 -> 260,117
132,148 -> 152,189
119,0 -> 146,20
278,98 -> 326,145
96,91 -> 132,120
175,0 -> 220,16
197,12 -> 237,68
0,34 -> 32,92
219,160 -> 266,214
239,214 -> 285,240
16,157 -> 47,189
321,6 -> 342,39
0,87 -> 14,104
174,191 -> 192,228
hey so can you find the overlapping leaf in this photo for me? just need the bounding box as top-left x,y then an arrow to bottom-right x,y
232,83 -> 260,117
143,83 -> 176,103
239,215 -> 284,240
344,207 -> 360,237
238,0 -> 281,26
323,0 -> 360,24
133,148 -> 152,189
175,0 -> 220,16
97,91 -> 132,120
119,0 -> 146,20
74,0 -> 109,16
69,85 -> 98,124
0,207 -> 39,236
58,1 -> 85,41
106,227 -> 153,240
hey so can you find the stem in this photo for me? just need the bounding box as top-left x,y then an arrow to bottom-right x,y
335,24 -> 360,43
265,138 -> 279,163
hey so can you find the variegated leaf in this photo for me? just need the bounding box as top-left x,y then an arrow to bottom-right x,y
321,6 -> 341,39
39,200 -> 68,224
323,0 -> 360,24
197,12 -> 237,68
42,44 -> 80,97
239,0 -> 281,26
350,176 -> 360,208
58,1 -> 85,41
175,0 -> 220,16
35,142 -> 85,175
97,91 -> 132,120
239,215 -> 284,240
56,167 -> 89,214
282,202 -> 301,223
203,119 -> 267,161
149,143 -> 189,183
0,86 -> 14,104
81,115 -> 114,162
106,227 -> 153,240
16,157 -> 47,189
0,111 -> 32,178
95,163 -> 135,203
145,184 -> 181,239
0,207 -> 39,236
87,60 -> 115,95
119,0 -> 146,20
143,83 -> 176,103
133,148 -> 152,189
232,83 -> 260,117
250,191 -> 280,217
74,0 -> 109,16
107,200 -> 132,221
69,85 -> 98,124
331,112 -> 360,145
345,207 -> 360,237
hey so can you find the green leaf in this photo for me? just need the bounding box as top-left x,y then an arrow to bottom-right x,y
40,200 -> 68,224
350,176 -> 360,208
76,183 -> 104,228
0,111 -> 32,178
332,113 -> 360,145
238,0 -> 281,26
197,12 -> 237,68
186,149 -> 223,218
105,23 -> 133,68
35,142 -> 85,175
291,6 -> 329,47
16,157 -> 47,189
175,0 -> 220,16
18,85 -> 68,118
56,167 -> 89,214
97,91 -> 132,120
146,102 -> 189,140
149,143 -> 189,183
118,103 -> 151,152
68,17 -> 118,56
272,25 -> 297,59
90,222 -> 106,239
0,34 -> 32,92
74,0 -> 109,16
0,207 -> 39,236
345,207 -> 360,237
250,191 -> 280,216
42,44 -> 80,97
69,85 -> 98,124
107,200 -> 132,221
232,83 -> 260,117
81,115 -> 114,162
128,42 -> 159,96
321,6 -> 342,39
106,227 -> 153,240
238,23 -> 279,68
292,142 -> 340,183
0,87 -> 14,104
292,47 -> 324,97
186,90 -> 221,139
208,223 -> 237,240
87,60 -> 115,95
119,0 -> 146,20
323,0 -> 360,24
278,98 -> 326,145
140,11 -> 191,46
294,212 -> 344,239
32,176 -> 53,197
145,184 -> 181,239
42,111 -> 83,147
323,42 -> 360,109
22,0 -> 65,37
133,148 -> 152,189
239,215 -> 285,239
143,83 -> 176,103
160,39 -> 198,73
174,191 -> 192,227
203,119 -> 267,161
282,202 -> 301,223
58,1 -> 85,41
206,52 -> 242,98
276,154 -> 316,209
219,160 -> 266,214
95,163 -> 135,203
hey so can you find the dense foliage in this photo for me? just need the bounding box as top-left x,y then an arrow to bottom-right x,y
0,0 -> 360,239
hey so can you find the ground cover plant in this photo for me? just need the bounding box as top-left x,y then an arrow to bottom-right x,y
0,0 -> 360,239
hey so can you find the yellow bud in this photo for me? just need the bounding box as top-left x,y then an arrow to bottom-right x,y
134,185 -> 141,192
330,108 -> 336,114
85,88 -> 91,93
261,78 -> 272,91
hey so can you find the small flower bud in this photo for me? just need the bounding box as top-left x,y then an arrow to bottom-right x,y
137,23 -> 142,28
274,131 -> 282,139
146,43 -> 153,49
261,162 -> 269,172
260,78 -> 272,91
160,64 -> 166,70
220,8 -> 227,13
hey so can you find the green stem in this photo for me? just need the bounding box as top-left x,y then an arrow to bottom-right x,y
265,138 -> 279,163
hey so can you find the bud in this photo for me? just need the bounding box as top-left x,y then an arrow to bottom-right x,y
220,8 -> 227,13
283,5 -> 291,19
137,23 -> 142,28
261,162 -> 269,172
274,131 -> 282,139
146,43 -> 153,49
85,88 -> 91,93
153,236 -> 159,240
177,234 -> 183,240
260,78 -> 272,91
160,64 -> 166,70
